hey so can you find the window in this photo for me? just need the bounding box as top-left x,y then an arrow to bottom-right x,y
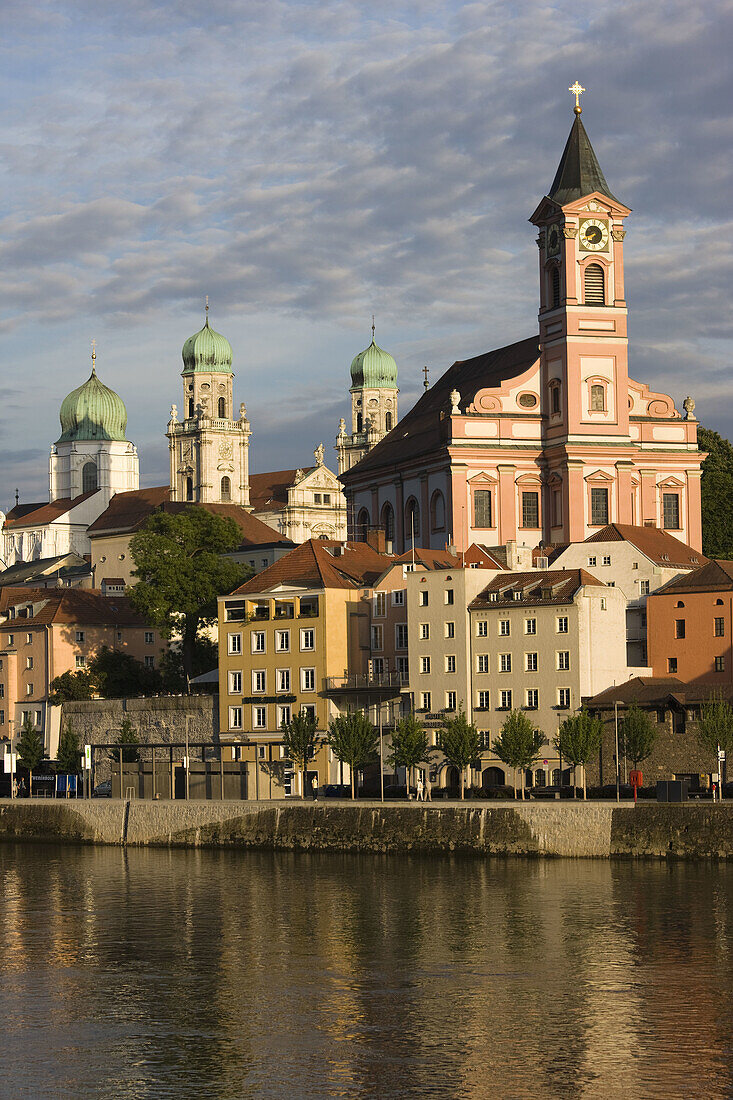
551,265 -> 560,308
6,635 -> 13,646
405,498 -> 420,541
584,263 -> 605,304
144,656 -> 155,669
75,656 -> 86,669
521,491 -> 540,529
420,623 -> 430,640
430,491 -> 446,532
26,683 -> 34,696
229,671 -> 242,694
477,621 -> 488,637
525,619 -> 536,636
385,412 -> 392,431
26,633 -> 32,645
477,654 -> 489,673
590,383 -> 605,412
587,556 -> 597,567
277,705 -> 291,728
552,489 -> 562,527
0,712 -> 4,725
420,692 -> 431,711
557,617 -> 568,634
277,669 -> 291,693
477,690 -> 490,709
371,625 -> 383,651
418,591 -> 429,607
445,622 -> 455,639
82,460 -> 98,493
526,689 -> 538,709
600,598 -> 607,610
300,629 -> 314,651
715,618 -> 725,638
444,589 -> 454,606
186,477 -> 194,502
474,490 -> 492,528
26,656 -> 33,670
372,657 -> 385,677
715,656 -> 725,673
75,630 -> 85,644
252,670 -> 266,693
675,620 -> 685,639
499,690 -> 512,710
145,631 -> 154,645
551,383 -> 561,415
228,633 -> 242,655
301,667 -> 315,692
323,492 -> 331,503
499,654 -> 512,673
445,655 -> 456,674
374,592 -> 386,617
591,487 -> 609,525
253,706 -> 267,729
420,656 -> 431,674
397,656 -> 409,683
557,688 -> 571,709
526,652 -> 538,672
392,589 -> 405,607
276,630 -> 290,652
499,620 -> 510,637
218,396 -> 227,418
313,493 -> 322,505
220,475 -> 231,502
445,691 -> 457,711
602,555 -> 611,566
252,631 -> 266,653
382,504 -> 395,545
640,580 -> 650,596
668,657 -> 678,673
300,704 -> 316,720
229,706 -> 243,730
395,624 -> 408,650
557,651 -> 570,671
663,493 -> 680,530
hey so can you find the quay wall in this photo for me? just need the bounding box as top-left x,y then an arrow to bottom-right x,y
3,801 -> 733,859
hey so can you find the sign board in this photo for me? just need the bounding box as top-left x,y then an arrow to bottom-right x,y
719,749 -> 727,763
629,770 -> 643,788
713,773 -> 720,784
84,745 -> 92,770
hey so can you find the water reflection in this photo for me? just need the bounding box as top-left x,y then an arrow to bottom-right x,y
0,848 -> 731,1098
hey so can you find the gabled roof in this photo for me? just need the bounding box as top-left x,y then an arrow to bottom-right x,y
653,559 -> 733,596
584,524 -> 706,569
548,115 -> 619,205
470,568 -> 604,608
340,335 -> 540,483
586,676 -> 730,709
231,539 -> 394,596
392,547 -> 461,570
0,588 -> 150,628
0,554 -> 90,588
249,470 -> 303,512
4,491 -> 99,529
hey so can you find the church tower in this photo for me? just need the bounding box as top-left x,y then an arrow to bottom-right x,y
336,321 -> 399,475
167,308 -> 252,506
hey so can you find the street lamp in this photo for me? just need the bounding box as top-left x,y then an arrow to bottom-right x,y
614,700 -> 624,803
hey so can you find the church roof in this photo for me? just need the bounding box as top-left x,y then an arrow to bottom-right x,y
58,368 -> 129,443
548,115 -> 619,205
350,339 -> 398,391
181,317 -> 233,375
340,334 -> 540,483
3,491 -> 99,529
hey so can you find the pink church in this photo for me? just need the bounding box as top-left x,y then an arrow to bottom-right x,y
340,102 -> 704,554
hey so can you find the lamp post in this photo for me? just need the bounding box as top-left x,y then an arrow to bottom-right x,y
614,701 -> 624,803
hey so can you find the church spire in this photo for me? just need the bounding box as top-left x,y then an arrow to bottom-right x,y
548,96 -> 619,205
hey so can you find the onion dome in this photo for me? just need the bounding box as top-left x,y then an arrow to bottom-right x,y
181,316 -> 233,375
57,361 -> 128,443
350,323 -> 398,391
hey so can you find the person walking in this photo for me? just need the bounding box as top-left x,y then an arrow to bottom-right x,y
416,773 -> 424,802
312,774 -> 319,801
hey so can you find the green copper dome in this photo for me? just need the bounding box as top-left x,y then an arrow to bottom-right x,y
350,338 -> 398,391
57,367 -> 128,443
181,317 -> 233,375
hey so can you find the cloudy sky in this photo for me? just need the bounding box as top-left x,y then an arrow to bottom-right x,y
1,0 -> 731,506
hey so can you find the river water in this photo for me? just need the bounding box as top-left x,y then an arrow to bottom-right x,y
0,845 -> 731,1099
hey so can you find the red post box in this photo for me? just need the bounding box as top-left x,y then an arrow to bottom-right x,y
629,770 -> 643,803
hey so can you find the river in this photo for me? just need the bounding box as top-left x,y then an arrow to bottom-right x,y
0,844 -> 730,1099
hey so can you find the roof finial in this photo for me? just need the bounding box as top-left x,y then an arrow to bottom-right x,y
569,80 -> 585,115
91,338 -> 97,375
371,314 -> 375,342
423,365 -> 430,391
205,295 -> 209,325
15,488 -> 19,507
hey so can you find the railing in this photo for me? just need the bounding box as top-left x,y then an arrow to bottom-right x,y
323,672 -> 403,692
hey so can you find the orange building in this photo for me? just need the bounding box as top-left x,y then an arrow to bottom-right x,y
647,561 -> 733,687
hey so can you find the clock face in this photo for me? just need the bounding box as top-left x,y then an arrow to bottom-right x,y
580,218 -> 609,252
546,224 -> 560,257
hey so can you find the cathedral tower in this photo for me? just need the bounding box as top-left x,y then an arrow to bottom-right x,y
336,321 -> 399,474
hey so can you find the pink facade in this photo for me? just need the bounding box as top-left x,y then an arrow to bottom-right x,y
341,112 -> 704,554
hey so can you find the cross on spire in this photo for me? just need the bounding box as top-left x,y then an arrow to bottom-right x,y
569,81 -> 585,115
205,295 -> 209,322
91,338 -> 96,373
423,365 -> 430,390
371,314 -> 375,342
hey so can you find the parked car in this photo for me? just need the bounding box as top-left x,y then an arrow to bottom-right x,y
323,784 -> 351,798
92,780 -> 112,798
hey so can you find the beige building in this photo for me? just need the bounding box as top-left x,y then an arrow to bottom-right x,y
249,452 -> 347,544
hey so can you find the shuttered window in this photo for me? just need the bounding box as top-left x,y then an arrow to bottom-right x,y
551,266 -> 560,307
584,263 -> 605,304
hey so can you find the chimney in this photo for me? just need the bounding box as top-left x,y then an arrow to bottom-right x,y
365,527 -> 387,553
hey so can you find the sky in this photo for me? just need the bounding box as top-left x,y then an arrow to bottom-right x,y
1,0 -> 731,507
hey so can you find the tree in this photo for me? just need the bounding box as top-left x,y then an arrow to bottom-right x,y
386,713 -> 434,794
618,704 -> 656,769
108,716 -> 140,764
493,710 -> 547,800
49,669 -> 94,704
554,711 -> 603,800
699,426 -> 733,560
438,708 -> 481,800
17,714 -> 44,795
327,712 -> 379,799
281,711 -> 320,799
89,647 -> 162,699
159,637 -> 218,694
55,722 -> 81,774
697,693 -> 733,796
129,508 -> 250,683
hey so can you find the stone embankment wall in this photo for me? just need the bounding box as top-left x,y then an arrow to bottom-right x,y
2,801 -> 733,859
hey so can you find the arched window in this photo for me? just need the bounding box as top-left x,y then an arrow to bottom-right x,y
188,398 -> 194,418
584,263 -> 605,304
186,477 -> 194,501
550,382 -> 561,415
220,476 -> 231,501
357,508 -> 370,541
551,266 -> 560,308
381,502 -> 394,545
590,384 -> 605,411
82,461 -> 98,494
430,490 -> 445,532
385,412 -> 393,431
218,397 -> 226,418
405,498 -> 420,542
356,413 -> 363,433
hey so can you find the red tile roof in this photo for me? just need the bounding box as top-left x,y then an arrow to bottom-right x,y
249,470 -> 303,512
4,491 -> 100,528
470,568 -> 605,608
652,559 -> 733,596
584,524 -> 706,568
586,676 -> 729,708
232,539 -> 394,595
2,589 -> 151,628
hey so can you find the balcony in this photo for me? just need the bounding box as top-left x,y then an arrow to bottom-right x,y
323,672 -> 402,698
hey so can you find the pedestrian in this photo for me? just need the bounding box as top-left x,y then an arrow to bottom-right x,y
426,779 -> 432,802
416,774 -> 424,802
312,774 -> 319,801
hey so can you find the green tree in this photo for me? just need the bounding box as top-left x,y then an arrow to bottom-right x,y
493,710 -> 547,800
281,711 -> 320,799
89,647 -> 162,699
55,722 -> 81,774
108,716 -> 140,764
438,708 -> 481,800
159,637 -> 218,694
697,693 -> 733,796
129,508 -> 249,684
49,669 -> 94,704
327,711 -> 379,799
619,704 -> 657,769
17,713 -> 44,794
554,711 -> 603,799
387,713 -> 434,794
699,426 -> 733,560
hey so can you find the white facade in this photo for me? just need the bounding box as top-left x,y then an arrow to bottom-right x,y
49,439 -> 139,504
